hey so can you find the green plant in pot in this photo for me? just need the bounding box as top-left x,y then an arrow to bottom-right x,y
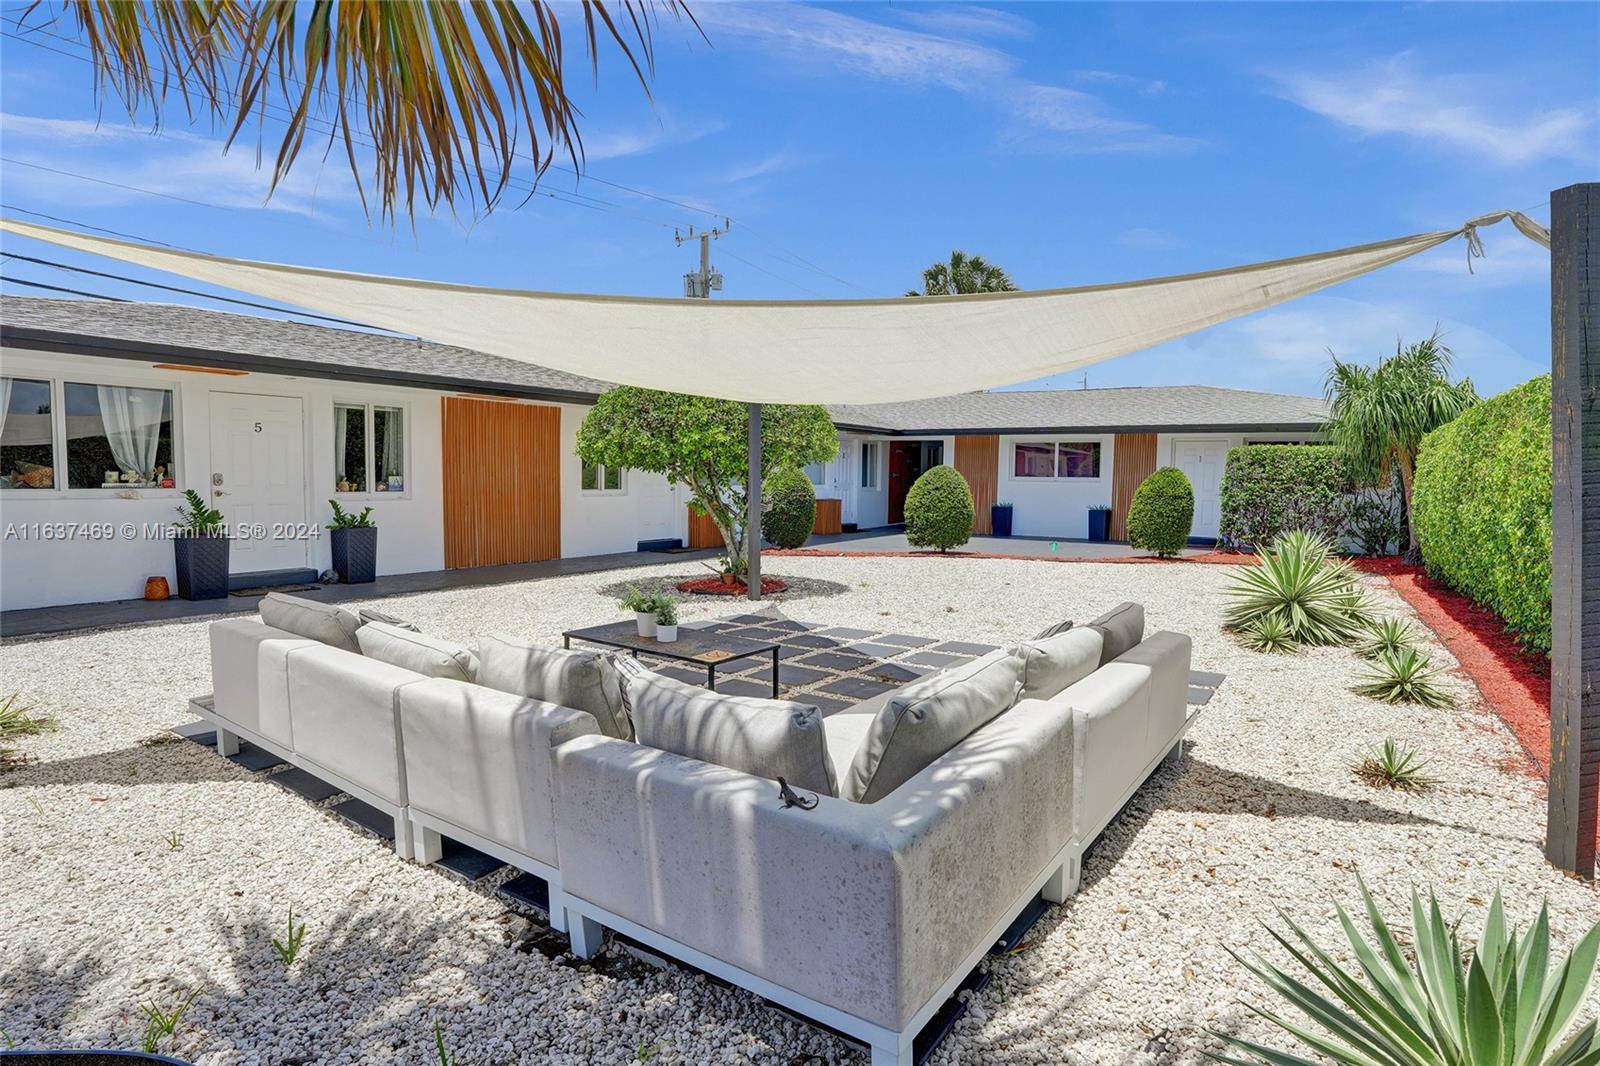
653,593 -> 679,643
621,587 -> 657,637
171,488 -> 229,600
326,500 -> 378,584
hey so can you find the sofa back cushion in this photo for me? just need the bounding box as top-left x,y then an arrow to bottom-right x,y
842,648 -> 1023,803
475,634 -> 630,740
1015,627 -> 1103,702
259,592 -> 361,653
1087,601 -> 1144,666
619,659 -> 837,796
1033,617 -> 1074,640
357,621 -> 477,682
357,607 -> 419,632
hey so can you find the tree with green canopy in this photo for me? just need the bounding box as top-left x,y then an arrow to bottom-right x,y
907,251 -> 1018,296
1323,334 -> 1478,563
576,387 -> 837,575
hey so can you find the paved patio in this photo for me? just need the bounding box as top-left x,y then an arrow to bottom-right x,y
806,529 -> 1209,558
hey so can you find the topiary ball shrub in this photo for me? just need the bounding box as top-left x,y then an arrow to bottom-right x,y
904,465 -> 974,552
761,465 -> 817,550
1127,466 -> 1194,557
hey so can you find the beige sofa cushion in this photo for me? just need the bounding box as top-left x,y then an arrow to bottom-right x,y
1015,627 -> 1103,702
475,634 -> 630,740
357,607 -> 419,632
1087,601 -> 1144,666
357,621 -> 476,681
621,661 -> 837,797
259,592 -> 360,653
841,648 -> 1023,803
1033,617 -> 1074,640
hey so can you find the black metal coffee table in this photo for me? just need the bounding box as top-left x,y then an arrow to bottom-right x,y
562,621 -> 781,697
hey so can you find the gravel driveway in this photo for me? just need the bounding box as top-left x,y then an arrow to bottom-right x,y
1,556 -> 1594,1064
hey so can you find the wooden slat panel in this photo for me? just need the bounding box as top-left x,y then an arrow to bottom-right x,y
954,435 -> 999,535
441,397 -> 560,568
687,506 -> 724,549
813,498 -> 842,536
1110,433 -> 1158,541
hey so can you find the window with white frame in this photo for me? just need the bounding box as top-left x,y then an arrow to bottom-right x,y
581,460 -> 624,493
803,461 -> 826,486
859,442 -> 881,488
335,403 -> 406,493
2,376 -> 178,491
1,376 -> 56,489
1012,440 -> 1102,479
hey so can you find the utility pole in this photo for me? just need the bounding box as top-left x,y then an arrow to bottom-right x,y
675,221 -> 763,602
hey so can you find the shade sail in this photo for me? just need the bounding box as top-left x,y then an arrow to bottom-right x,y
0,212 -> 1548,404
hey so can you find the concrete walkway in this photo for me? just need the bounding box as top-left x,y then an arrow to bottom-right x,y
0,547 -> 718,640
802,529 -> 1209,559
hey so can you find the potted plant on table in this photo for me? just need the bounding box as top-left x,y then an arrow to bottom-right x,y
990,501 -> 1014,537
621,587 -> 657,637
654,594 -> 679,643
1087,504 -> 1112,542
172,488 -> 229,600
326,500 -> 378,584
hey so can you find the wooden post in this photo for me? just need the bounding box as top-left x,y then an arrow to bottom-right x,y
747,402 -> 763,602
1547,182 -> 1599,878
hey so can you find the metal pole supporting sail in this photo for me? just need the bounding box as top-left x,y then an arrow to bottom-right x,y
747,402 -> 762,602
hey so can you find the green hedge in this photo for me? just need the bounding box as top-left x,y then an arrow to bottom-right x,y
904,465 -> 974,552
1127,467 -> 1194,557
1413,375 -> 1551,653
1219,445 -> 1352,550
761,465 -> 816,549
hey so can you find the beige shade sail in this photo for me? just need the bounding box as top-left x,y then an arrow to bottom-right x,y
0,212 -> 1548,404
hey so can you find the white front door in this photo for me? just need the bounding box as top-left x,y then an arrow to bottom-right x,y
1174,438 -> 1229,540
209,392 -> 308,573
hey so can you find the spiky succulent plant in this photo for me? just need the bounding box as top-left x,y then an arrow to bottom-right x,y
1354,647 -> 1454,708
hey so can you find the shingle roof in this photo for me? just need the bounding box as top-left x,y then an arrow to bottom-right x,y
0,295 -> 614,401
1,295 -> 1326,431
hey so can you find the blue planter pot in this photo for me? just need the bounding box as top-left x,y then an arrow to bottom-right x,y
330,526 -> 378,584
172,534 -> 230,600
1087,509 -> 1111,542
990,504 -> 1014,537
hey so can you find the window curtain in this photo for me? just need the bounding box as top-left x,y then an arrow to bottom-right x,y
335,407 -> 350,483
0,378 -> 12,443
379,409 -> 401,480
95,386 -> 163,478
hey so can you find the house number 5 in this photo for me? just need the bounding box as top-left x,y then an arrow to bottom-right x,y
254,422 -> 263,432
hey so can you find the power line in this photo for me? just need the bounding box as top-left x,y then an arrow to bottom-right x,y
2,157 -> 230,210
0,203 -> 183,248
0,274 -> 129,301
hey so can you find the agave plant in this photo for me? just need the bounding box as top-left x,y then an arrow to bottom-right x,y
1360,617 -> 1421,660
1353,738 -> 1437,791
1225,530 -> 1371,647
1241,614 -> 1298,654
1355,647 -> 1454,708
1211,880 -> 1600,1066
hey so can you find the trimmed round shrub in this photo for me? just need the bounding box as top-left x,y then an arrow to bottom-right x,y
1218,444 -> 1352,550
1127,467 -> 1194,557
761,465 -> 817,549
904,465 -> 974,552
1413,375 -> 1550,653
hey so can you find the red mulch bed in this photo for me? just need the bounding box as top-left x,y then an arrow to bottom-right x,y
676,576 -> 788,596
766,547 -> 1243,565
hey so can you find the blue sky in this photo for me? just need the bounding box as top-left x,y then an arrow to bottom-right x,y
1,2 -> 1595,400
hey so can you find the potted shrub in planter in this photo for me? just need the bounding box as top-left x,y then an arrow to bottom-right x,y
654,594 -> 679,643
622,587 -> 657,637
326,500 -> 378,584
1087,504 -> 1112,542
990,501 -> 1014,537
171,489 -> 229,600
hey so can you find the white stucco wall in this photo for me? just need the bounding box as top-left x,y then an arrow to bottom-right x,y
559,403 -> 687,556
997,433 -> 1116,539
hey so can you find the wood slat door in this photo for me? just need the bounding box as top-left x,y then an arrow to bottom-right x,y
441,397 -> 561,568
1110,433 -> 1158,541
687,506 -> 725,549
954,435 -> 999,535
812,498 -> 842,536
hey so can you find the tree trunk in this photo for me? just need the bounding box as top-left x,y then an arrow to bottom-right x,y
1396,453 -> 1422,565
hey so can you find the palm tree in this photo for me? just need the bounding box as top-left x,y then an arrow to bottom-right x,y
907,250 -> 1018,296
1323,334 -> 1477,563
23,0 -> 693,222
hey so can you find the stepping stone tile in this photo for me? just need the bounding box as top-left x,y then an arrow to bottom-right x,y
933,641 -> 998,656
714,678 -> 779,698
229,744 -> 286,773
780,633 -> 841,649
817,626 -> 878,640
875,633 -> 936,648
746,663 -> 830,688
807,695 -> 858,717
497,872 -> 551,915
332,797 -> 395,840
272,767 -> 342,803
438,839 -> 506,882
184,730 -> 218,748
844,641 -> 910,660
1189,669 -> 1227,689
731,613 -> 778,624
863,663 -> 924,684
796,650 -> 872,672
759,620 -> 808,633
1187,686 -> 1214,706
820,676 -> 897,700
657,665 -> 710,685
905,651 -> 967,668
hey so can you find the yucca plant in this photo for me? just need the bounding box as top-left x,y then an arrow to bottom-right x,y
1353,739 -> 1437,791
1225,530 -> 1371,647
1211,881 -> 1600,1066
1360,617 -> 1421,660
1241,614 -> 1299,654
1355,647 -> 1454,708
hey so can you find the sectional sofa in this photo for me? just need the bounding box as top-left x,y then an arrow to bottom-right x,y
198,593 -> 1195,1065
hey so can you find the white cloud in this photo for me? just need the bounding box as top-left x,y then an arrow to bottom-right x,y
1071,69 -> 1167,96
1002,85 -> 1204,155
580,111 -> 727,162
896,6 -> 1034,41
722,150 -> 803,183
1270,55 -> 1596,166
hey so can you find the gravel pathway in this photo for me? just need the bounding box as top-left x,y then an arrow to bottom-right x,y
2,556 -> 1595,1064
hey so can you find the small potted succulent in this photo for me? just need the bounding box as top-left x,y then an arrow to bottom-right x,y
326,500 -> 378,584
654,594 -> 679,643
990,501 -> 1014,537
172,488 -> 230,600
622,587 -> 657,637
1087,504 -> 1112,542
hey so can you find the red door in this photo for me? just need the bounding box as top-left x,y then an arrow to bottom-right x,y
888,442 -> 917,523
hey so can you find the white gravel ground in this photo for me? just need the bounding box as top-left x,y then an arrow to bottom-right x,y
1,556 -> 1595,1065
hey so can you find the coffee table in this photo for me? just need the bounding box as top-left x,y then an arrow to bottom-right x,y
562,620 -> 781,697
